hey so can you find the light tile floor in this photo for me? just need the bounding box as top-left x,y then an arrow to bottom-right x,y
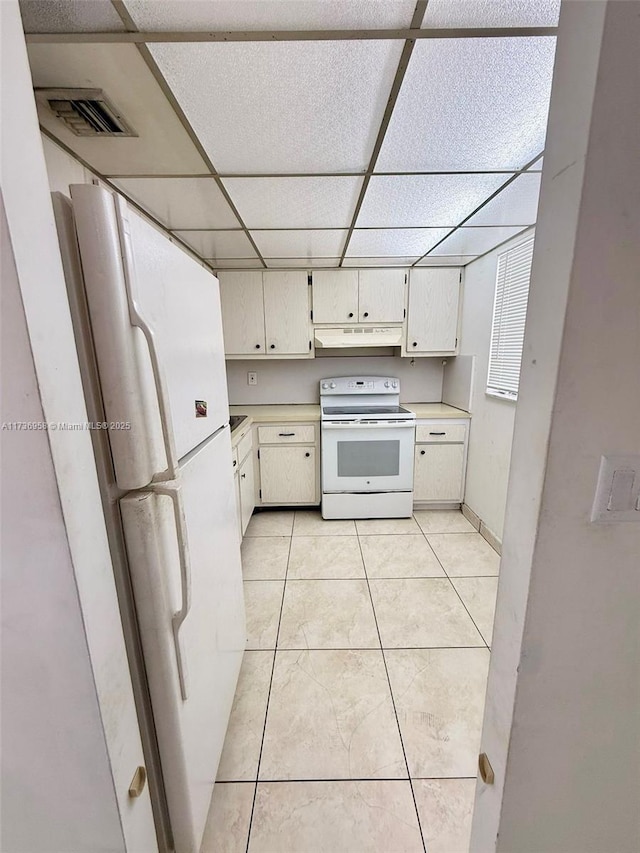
201,509 -> 499,853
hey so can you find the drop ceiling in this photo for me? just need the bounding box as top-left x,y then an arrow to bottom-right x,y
22,0 -> 559,270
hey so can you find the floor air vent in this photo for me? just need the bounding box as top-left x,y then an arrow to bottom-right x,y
35,88 -> 137,137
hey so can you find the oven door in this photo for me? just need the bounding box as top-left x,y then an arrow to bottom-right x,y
321,421 -> 415,493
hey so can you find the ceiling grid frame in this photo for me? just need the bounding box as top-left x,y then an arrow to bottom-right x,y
38,124 -> 233,272
27,2 -> 557,269
338,0 -> 430,266
411,149 -> 544,265
24,26 -> 559,44
109,0 -> 267,267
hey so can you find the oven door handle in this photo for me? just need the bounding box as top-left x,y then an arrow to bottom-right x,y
321,421 -> 416,429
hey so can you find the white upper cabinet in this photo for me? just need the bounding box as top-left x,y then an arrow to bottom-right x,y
263,271 -> 311,356
219,271 -> 311,357
312,268 -> 406,324
312,270 -> 359,324
219,271 -> 265,355
405,268 -> 461,355
357,269 -> 406,322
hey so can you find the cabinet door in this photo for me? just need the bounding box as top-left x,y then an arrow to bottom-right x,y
238,453 -> 255,535
312,270 -> 359,323
219,272 -> 265,355
263,271 -> 311,355
260,446 -> 316,504
234,471 -> 242,541
414,444 -> 465,502
358,269 -> 406,322
406,269 -> 461,353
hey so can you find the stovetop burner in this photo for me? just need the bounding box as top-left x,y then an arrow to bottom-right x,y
323,405 -> 413,416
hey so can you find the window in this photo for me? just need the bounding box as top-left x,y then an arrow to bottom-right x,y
486,234 -> 535,401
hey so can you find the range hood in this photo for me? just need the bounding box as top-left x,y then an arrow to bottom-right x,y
314,325 -> 404,349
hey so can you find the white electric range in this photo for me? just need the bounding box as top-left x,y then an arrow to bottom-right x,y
320,376 -> 416,519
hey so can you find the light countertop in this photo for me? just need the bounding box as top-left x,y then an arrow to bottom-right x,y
230,404 -> 321,424
403,403 -> 471,419
229,402 -> 470,435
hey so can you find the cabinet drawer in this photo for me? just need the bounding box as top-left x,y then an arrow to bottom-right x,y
416,423 -> 466,443
258,424 -> 315,444
237,431 -> 253,464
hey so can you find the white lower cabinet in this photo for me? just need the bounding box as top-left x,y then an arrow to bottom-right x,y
233,426 -> 256,537
238,452 -> 255,534
257,423 -> 319,505
413,420 -> 469,505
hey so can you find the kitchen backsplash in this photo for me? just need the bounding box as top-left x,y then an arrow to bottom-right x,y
226,356 -> 444,405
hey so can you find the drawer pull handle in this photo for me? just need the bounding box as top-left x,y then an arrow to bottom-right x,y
429,431 -> 446,436
255,344 -> 261,349
363,311 -> 369,318
305,452 -> 311,457
241,473 -> 246,479
279,432 -> 296,437
348,312 -> 354,318
233,459 -> 237,467
420,450 -> 426,455
270,344 -> 276,350
412,341 -> 417,347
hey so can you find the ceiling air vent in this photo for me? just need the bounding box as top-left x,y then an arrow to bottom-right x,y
35,88 -> 137,137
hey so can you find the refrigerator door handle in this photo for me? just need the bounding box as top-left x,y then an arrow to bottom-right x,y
114,194 -> 179,483
148,482 -> 192,701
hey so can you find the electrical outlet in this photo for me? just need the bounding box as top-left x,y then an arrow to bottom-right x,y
247,372 -> 258,386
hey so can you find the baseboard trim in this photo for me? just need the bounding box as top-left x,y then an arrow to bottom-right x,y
462,503 -> 502,555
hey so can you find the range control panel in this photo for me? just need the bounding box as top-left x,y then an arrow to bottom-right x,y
320,376 -> 400,395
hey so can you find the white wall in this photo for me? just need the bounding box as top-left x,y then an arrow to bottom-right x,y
459,229 -> 534,541
0,4 -> 156,849
472,2 -> 640,850
226,355 -> 443,405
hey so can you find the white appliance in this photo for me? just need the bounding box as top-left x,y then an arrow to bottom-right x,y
54,184 -> 245,853
320,376 -> 416,519
314,325 -> 403,348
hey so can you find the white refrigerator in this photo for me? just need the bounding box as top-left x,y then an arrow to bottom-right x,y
56,183 -> 246,853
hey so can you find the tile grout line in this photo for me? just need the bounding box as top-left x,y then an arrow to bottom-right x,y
355,526 -> 428,853
415,517 -> 491,652
244,516 -> 295,853
218,775 -> 477,783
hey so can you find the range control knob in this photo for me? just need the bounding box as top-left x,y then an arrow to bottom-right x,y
392,380 -> 398,389
330,382 -> 337,389
321,382 -> 329,389
384,381 -> 390,388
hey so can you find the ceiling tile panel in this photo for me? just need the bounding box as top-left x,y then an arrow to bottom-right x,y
264,258 -> 341,268
376,37 -> 556,171
252,230 -> 348,258
465,173 -> 541,226
416,255 -> 478,266
347,228 -> 452,257
428,226 -> 524,256
125,0 -> 416,30
28,44 -> 208,175
423,0 -> 561,28
173,230 -> 256,259
20,0 -> 126,32
343,257 -> 419,267
223,177 -> 364,229
357,174 -> 509,227
149,40 -> 403,173
112,178 -> 240,229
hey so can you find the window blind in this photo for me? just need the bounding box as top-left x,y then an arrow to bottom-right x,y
487,235 -> 534,401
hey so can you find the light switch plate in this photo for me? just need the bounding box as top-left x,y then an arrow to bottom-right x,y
591,454 -> 640,523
